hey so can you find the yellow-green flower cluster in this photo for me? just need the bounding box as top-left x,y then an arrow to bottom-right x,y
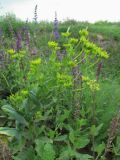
68,60 -> 77,67
57,73 -> 73,87
79,29 -> 89,37
30,58 -> 41,66
20,89 -> 29,96
11,53 -> 25,59
54,62 -> 62,69
7,49 -> 15,55
9,93 -> 22,105
35,111 -> 42,119
63,43 -> 71,49
48,41 -> 60,50
9,89 -> 28,106
61,32 -> 71,37
82,76 -> 89,81
69,38 -> 78,45
80,36 -> 88,44
28,58 -> 44,82
29,58 -> 41,76
80,36 -> 109,59
82,76 -> 100,91
7,50 -> 26,59
87,80 -> 100,91
8,50 -> 26,59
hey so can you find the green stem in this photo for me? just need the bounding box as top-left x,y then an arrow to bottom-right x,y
2,73 -> 12,95
92,91 -> 96,159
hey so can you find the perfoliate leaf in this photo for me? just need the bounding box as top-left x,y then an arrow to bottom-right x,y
75,153 -> 93,160
90,124 -> 103,136
58,147 -> 75,160
35,139 -> 55,160
76,119 -> 87,128
94,142 -> 105,155
42,143 -> 55,160
54,135 -> 68,142
75,136 -> 90,149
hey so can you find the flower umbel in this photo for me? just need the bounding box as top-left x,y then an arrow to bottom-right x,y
7,49 -> 15,55
30,58 -> 41,66
48,41 -> 59,50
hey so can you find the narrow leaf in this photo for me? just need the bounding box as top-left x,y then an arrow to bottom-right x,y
2,105 -> 28,126
0,127 -> 19,138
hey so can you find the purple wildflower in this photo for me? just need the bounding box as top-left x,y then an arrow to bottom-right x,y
7,20 -> 16,50
33,5 -> 38,23
53,12 -> 59,40
22,19 -> 30,49
16,31 -> 22,52
25,31 -> 30,49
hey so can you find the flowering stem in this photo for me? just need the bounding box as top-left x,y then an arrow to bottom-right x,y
92,91 -> 96,159
2,73 -> 12,95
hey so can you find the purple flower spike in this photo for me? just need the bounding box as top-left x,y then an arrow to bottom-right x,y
23,19 -> 30,49
16,31 -> 22,52
33,5 -> 38,23
53,12 -> 60,40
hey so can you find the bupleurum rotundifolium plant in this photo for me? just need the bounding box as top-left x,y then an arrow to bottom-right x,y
0,29 -> 109,160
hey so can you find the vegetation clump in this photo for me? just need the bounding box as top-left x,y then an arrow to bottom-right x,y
0,15 -> 120,160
